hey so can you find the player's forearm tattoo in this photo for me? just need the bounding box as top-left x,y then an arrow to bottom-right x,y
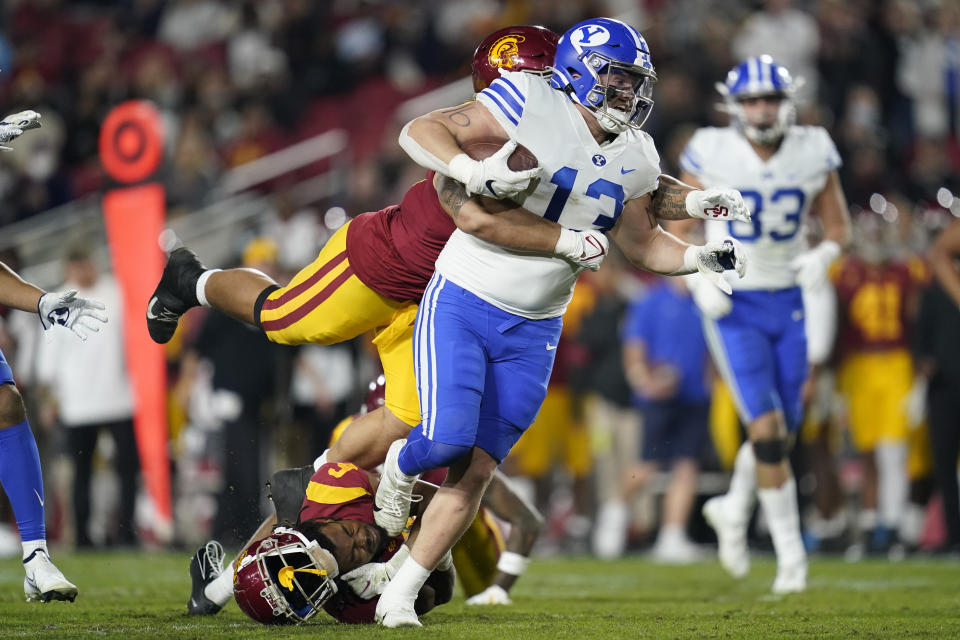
650,177 -> 693,221
437,175 -> 469,219
441,104 -> 473,128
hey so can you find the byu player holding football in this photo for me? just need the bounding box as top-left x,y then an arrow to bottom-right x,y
678,55 -> 851,593
371,18 -> 748,627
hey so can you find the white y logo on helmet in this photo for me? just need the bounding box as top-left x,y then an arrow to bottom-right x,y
570,25 -> 610,53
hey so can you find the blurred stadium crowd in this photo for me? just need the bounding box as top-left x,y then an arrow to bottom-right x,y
0,0 -> 959,567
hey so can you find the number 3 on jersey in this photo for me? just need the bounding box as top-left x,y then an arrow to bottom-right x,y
729,188 -> 805,242
543,166 -> 625,231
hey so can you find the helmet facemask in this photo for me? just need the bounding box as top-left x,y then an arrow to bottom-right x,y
569,53 -> 656,134
721,91 -> 795,145
238,528 -> 340,624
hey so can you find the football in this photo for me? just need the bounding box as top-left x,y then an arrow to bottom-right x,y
461,137 -> 539,172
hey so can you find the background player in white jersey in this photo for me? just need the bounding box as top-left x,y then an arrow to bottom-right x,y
370,18 -> 748,627
677,55 -> 851,594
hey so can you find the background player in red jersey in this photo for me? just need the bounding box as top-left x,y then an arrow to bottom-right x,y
832,214 -> 930,554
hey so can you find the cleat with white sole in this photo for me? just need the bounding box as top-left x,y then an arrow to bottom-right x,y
703,496 -> 750,579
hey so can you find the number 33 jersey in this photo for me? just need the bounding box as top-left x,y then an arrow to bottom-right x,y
680,125 -> 842,291
435,71 -> 661,320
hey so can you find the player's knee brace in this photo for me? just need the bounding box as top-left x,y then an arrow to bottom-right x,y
752,438 -> 787,464
398,431 -> 471,476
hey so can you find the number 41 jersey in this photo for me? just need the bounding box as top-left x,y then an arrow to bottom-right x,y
680,125 -> 842,290
434,71 -> 661,320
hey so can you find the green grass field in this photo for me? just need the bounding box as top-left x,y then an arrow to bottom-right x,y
1,552 -> 958,639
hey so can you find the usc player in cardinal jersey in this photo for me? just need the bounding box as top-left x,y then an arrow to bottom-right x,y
832,213 -> 931,553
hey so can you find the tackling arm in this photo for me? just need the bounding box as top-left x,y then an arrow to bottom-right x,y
434,174 -> 608,270
435,173 -> 559,252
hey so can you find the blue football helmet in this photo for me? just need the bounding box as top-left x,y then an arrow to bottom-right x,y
550,18 -> 657,134
717,55 -> 797,144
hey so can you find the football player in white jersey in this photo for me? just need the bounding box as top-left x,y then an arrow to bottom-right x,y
369,18 -> 749,627
677,55 -> 851,594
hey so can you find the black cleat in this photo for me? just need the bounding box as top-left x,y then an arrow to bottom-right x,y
146,247 -> 206,344
187,540 -> 225,616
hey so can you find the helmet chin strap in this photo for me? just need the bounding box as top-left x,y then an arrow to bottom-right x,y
595,108 -> 630,134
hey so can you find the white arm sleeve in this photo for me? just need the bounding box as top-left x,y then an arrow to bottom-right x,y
802,277 -> 837,366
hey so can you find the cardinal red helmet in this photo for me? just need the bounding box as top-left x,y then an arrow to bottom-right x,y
233,527 -> 339,625
471,25 -> 560,92
361,374 -> 386,415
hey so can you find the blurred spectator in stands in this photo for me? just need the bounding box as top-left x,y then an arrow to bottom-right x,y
260,190 -> 327,278
158,0 -> 237,52
916,217 -> 960,553
733,0 -> 820,106
228,2 -> 287,94
896,1 -> 960,139
594,276 -> 711,563
35,242 -> 139,548
167,109 -> 220,212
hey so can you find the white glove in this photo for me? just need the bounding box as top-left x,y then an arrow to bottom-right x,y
448,139 -> 539,199
341,561 -> 392,600
684,273 -> 732,319
685,188 -> 751,223
340,544 -> 409,600
682,237 -> 747,295
465,584 -> 512,606
791,240 -> 841,289
37,290 -> 108,342
0,110 -> 41,150
554,228 -> 609,271
904,376 -> 928,430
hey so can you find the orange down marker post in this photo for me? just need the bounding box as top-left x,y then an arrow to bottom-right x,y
99,100 -> 172,541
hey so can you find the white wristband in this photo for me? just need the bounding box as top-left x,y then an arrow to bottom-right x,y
684,190 -> 700,218
496,551 -> 530,576
680,245 -> 699,274
386,544 -> 411,576
447,153 -> 477,185
554,228 -> 579,260
815,239 -> 842,262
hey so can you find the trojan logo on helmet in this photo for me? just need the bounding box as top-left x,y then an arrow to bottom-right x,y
471,25 -> 560,92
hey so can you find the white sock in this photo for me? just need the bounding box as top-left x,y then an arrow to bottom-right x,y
195,269 -> 221,307
876,442 -> 908,530
858,508 -> 878,534
22,539 -> 47,562
657,523 -> 686,546
385,555 -> 430,601
313,449 -> 329,471
757,477 -> 806,569
204,566 -> 236,607
725,441 -> 757,524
